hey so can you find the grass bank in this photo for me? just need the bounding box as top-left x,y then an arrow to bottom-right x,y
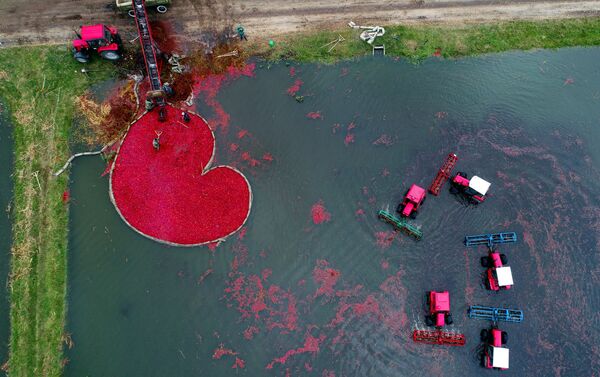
0,46 -> 112,377
259,18 -> 600,63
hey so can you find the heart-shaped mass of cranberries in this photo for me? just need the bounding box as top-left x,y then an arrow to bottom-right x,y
110,105 -> 252,246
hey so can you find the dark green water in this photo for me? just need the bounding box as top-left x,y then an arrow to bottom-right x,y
65,48 -> 600,376
0,101 -> 12,376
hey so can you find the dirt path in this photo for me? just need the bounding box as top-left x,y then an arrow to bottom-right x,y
0,0 -> 599,47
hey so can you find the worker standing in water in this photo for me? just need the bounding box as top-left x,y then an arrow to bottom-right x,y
153,131 -> 162,151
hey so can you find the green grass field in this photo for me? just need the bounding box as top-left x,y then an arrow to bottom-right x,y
261,18 -> 600,63
0,46 -> 112,377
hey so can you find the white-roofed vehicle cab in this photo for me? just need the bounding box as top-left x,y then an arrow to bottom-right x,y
492,347 -> 510,369
469,176 -> 491,196
450,172 -> 491,204
495,266 -> 514,287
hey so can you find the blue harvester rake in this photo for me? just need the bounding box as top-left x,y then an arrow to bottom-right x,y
468,305 -> 523,323
465,232 -> 517,247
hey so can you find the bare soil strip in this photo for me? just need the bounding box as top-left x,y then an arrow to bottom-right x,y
1,0 -> 599,47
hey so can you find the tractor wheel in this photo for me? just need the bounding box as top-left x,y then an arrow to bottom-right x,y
501,331 -> 508,344
156,5 -> 168,13
457,172 -> 468,179
449,186 -> 459,195
101,50 -> 121,61
410,211 -> 417,220
500,254 -> 508,265
73,51 -> 89,63
445,313 -> 453,325
480,256 -> 489,267
425,315 -> 434,327
113,33 -> 123,46
482,354 -> 490,368
480,329 -> 489,342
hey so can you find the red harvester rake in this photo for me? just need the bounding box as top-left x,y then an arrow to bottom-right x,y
428,153 -> 458,195
412,329 -> 466,346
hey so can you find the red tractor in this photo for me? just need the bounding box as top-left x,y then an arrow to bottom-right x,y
397,184 -> 426,219
481,327 -> 509,370
450,172 -> 491,204
72,24 -> 122,63
481,250 -> 513,291
425,291 -> 453,328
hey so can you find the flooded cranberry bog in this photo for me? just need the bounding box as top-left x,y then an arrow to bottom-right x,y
64,48 -> 599,376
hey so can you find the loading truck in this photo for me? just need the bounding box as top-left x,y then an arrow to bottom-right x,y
116,0 -> 170,17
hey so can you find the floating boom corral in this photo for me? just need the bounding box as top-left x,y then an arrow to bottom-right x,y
429,153 -> 458,195
132,0 -> 165,109
465,232 -> 517,248
378,210 -> 423,240
468,305 -> 524,323
412,329 -> 466,346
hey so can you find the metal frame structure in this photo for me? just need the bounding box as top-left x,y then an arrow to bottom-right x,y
412,329 -> 465,346
465,232 -> 517,247
377,210 -> 423,240
468,305 -> 523,323
132,0 -> 165,108
429,153 -> 458,195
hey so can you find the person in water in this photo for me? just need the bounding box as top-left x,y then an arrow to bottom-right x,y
153,130 -> 162,151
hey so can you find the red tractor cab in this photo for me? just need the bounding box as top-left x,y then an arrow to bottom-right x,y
481,251 -> 513,291
397,184 -> 426,219
481,327 -> 509,370
72,24 -> 122,63
450,172 -> 491,204
425,291 -> 453,328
